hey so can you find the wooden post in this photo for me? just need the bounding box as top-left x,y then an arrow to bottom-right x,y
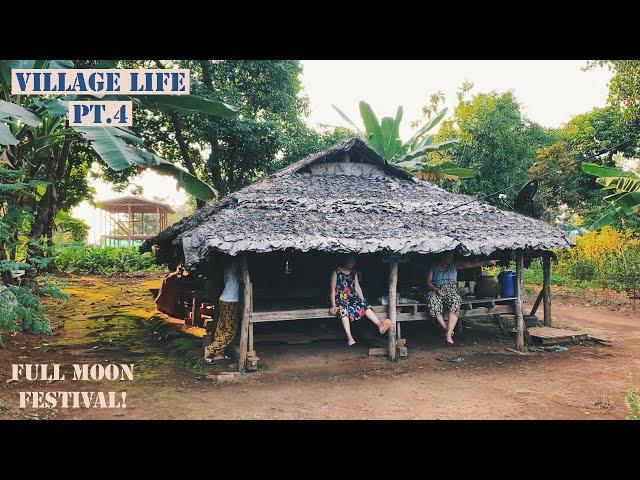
515,252 -> 525,351
127,204 -> 132,244
387,259 -> 398,360
238,253 -> 252,372
156,206 -> 161,233
542,254 -> 552,326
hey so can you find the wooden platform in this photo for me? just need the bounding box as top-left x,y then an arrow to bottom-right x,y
527,326 -> 589,345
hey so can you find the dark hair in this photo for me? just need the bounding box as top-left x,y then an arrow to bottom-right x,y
338,254 -> 356,268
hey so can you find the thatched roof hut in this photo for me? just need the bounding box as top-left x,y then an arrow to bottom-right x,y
142,137 -> 569,265
142,137 -> 571,370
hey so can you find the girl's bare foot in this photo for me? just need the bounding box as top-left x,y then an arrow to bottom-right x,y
379,319 -> 392,334
445,332 -> 454,344
348,338 -> 356,346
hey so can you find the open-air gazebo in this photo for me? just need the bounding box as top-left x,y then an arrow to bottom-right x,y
97,196 -> 174,247
141,138 -> 572,372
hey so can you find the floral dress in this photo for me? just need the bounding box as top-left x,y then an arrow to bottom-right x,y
334,269 -> 370,322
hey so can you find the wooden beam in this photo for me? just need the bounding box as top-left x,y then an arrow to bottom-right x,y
515,252 -> 525,351
238,253 -> 252,372
529,288 -> 544,316
127,204 -> 132,241
542,254 -> 552,326
387,259 -> 398,360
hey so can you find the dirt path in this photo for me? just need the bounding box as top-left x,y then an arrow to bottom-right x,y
1,274 -> 638,419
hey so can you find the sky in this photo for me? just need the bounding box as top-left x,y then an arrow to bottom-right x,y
73,60 -> 614,244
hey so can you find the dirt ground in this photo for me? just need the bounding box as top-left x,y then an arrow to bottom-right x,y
1,272 -> 638,420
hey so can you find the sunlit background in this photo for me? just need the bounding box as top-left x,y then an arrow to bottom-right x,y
72,60 -> 613,244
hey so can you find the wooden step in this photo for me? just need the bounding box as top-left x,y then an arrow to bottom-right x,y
527,326 -> 589,345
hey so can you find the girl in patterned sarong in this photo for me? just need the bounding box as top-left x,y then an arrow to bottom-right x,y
426,252 -> 496,345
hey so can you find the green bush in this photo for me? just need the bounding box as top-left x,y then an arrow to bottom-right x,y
53,243 -> 164,274
600,246 -> 640,296
569,258 -> 598,281
626,388 -> 640,420
0,284 -> 52,335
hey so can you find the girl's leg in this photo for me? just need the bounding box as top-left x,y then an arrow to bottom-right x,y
435,314 -> 448,331
443,285 -> 461,344
364,308 -> 392,334
445,313 -> 458,344
340,316 -> 355,345
427,291 -> 446,330
364,308 -> 382,326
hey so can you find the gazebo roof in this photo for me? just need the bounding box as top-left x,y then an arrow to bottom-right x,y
141,137 -> 571,267
98,196 -> 175,214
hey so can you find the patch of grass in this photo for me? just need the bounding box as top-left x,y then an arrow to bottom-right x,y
24,411 -> 40,420
147,316 -> 205,376
626,388 -> 640,420
53,243 -> 165,275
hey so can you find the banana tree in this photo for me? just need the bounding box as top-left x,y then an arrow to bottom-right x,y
0,59 -> 238,201
581,162 -> 640,229
332,101 -> 476,181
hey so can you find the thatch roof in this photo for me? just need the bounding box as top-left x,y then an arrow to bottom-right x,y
98,196 -> 175,214
141,137 -> 571,267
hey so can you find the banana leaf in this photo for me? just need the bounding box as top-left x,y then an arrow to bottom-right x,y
596,176 -> 640,192
359,101 -> 384,154
31,98 -> 68,117
74,125 -> 217,200
410,161 -> 477,181
380,106 -> 403,159
151,162 -> 217,201
0,100 -> 42,127
580,162 -> 638,179
394,139 -> 459,164
402,107 -> 448,149
331,104 -> 363,134
0,123 -> 18,146
0,60 -> 36,89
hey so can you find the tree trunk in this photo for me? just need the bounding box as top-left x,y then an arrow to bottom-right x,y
155,59 -> 205,209
198,60 -> 227,196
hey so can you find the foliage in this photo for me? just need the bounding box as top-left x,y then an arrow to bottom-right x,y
54,211 -> 89,243
0,284 -> 52,335
115,60 -> 317,199
602,246 -> 640,296
554,227 -> 640,297
53,244 -> 164,274
0,166 -> 48,274
581,161 -> 640,229
626,388 -> 640,420
433,89 -> 549,207
591,61 -> 640,131
571,226 -> 631,265
332,100 -> 474,181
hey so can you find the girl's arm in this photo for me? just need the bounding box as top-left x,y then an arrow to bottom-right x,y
426,267 -> 439,293
354,273 -> 365,300
456,258 -> 497,269
329,271 -> 338,312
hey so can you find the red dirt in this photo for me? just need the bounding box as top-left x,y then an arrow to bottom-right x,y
1,273 -> 638,420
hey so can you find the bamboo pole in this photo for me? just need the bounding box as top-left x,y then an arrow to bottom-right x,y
238,253 -> 252,372
515,252 -> 525,351
542,254 -> 552,326
387,259 -> 398,360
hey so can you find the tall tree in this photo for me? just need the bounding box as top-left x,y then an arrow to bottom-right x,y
434,90 -> 549,207
532,106 -> 637,225
122,60 -> 331,203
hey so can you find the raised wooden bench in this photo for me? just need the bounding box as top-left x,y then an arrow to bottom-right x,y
245,296 -> 518,368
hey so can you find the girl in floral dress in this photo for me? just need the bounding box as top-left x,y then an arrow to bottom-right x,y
329,255 -> 392,346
